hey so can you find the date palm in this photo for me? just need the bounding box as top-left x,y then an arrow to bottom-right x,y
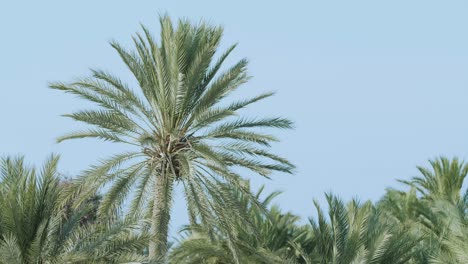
50,15 -> 294,260
376,158 -> 468,264
430,201 -> 468,263
385,157 -> 468,263
377,189 -> 435,264
0,155 -> 148,263
294,194 -> 417,264
400,157 -> 468,204
170,183 -> 306,264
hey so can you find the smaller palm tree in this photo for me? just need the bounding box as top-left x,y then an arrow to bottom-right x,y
294,194 -> 417,264
0,155 -> 149,264
379,157 -> 468,263
426,200 -> 468,264
170,183 -> 306,263
376,188 -> 439,264
400,157 -> 468,204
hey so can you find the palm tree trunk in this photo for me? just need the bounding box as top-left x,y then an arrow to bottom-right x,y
149,162 -> 174,260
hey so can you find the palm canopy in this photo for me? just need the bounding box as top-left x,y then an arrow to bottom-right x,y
50,15 -> 294,260
379,157 -> 468,263
400,157 -> 468,204
170,183 -> 306,264
0,155 -> 148,264
295,194 -> 417,264
430,201 -> 468,264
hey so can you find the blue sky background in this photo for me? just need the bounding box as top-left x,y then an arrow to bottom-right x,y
2,0 -> 468,238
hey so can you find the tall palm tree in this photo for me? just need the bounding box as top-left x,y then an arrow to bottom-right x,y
50,15 -> 294,260
0,155 -> 149,263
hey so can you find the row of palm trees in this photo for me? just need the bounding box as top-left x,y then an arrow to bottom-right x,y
1,155 -> 467,263
171,157 -> 468,263
2,15 -> 467,263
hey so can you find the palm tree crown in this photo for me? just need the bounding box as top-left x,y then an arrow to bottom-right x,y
295,194 -> 417,264
400,157 -> 468,204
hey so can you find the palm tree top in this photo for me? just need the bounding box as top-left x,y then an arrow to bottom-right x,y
50,15 -> 294,176
400,157 -> 468,204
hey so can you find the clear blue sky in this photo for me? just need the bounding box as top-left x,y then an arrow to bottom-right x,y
2,0 -> 468,237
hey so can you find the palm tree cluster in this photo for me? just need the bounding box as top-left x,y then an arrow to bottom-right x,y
2,15 -> 468,263
0,156 -> 149,263
171,157 -> 468,263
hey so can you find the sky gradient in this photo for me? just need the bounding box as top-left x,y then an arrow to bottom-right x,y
2,0 -> 468,238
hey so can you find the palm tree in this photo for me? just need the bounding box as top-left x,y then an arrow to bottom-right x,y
378,189 -> 450,264
0,155 -> 149,263
377,157 -> 468,263
170,183 -> 306,264
295,194 -> 417,264
50,15 -> 294,260
400,157 -> 468,204
425,200 -> 468,264
377,188 -> 421,226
